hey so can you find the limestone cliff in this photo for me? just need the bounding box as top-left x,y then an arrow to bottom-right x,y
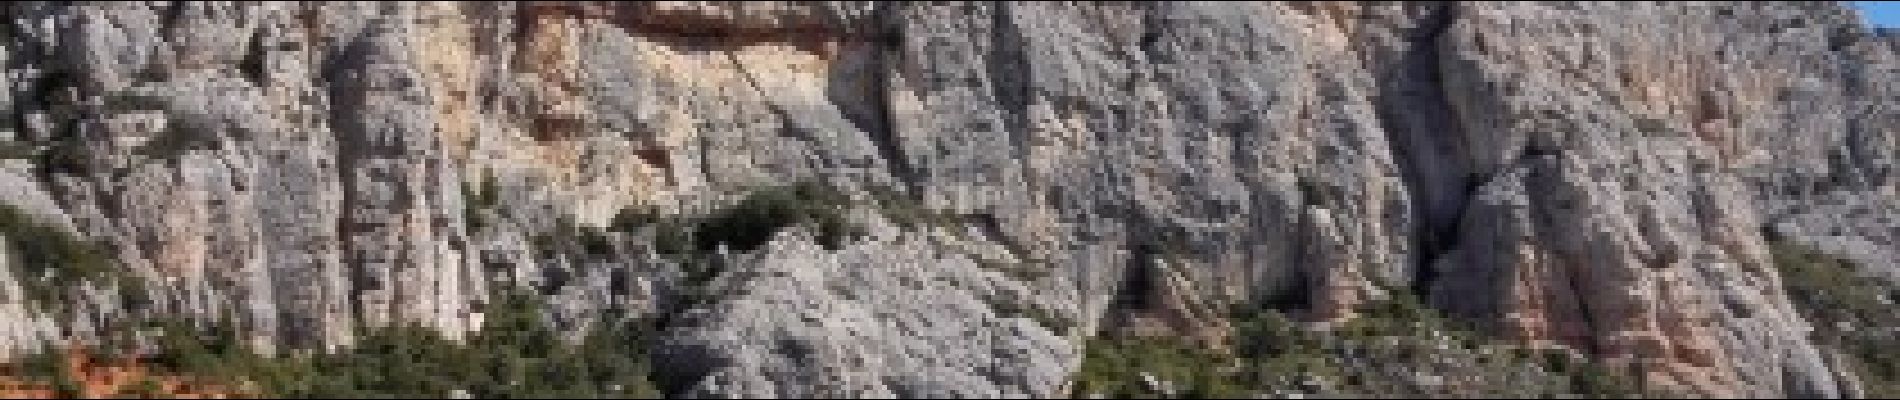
0,1 -> 1892,398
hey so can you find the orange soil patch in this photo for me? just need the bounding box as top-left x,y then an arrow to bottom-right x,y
0,348 -> 249,399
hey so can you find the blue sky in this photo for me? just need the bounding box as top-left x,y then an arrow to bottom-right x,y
1856,1 -> 1900,28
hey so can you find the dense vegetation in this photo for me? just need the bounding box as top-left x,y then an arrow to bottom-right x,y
1074,290 -> 1652,398
6,287 -> 661,399
689,182 -> 860,253
599,181 -> 866,292
523,182 -> 970,279
0,203 -> 129,309
596,181 -> 865,257
463,171 -> 502,231
1770,238 -> 1900,398
1075,236 -> 1900,399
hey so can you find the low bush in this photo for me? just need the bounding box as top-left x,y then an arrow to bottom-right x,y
1771,238 -> 1900,397
691,182 -> 859,253
1075,290 -> 1651,398
0,203 -> 121,309
4,286 -> 664,399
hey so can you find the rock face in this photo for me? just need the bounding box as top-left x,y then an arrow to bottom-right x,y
0,1 -> 1892,398
654,220 -> 1079,399
1415,3 -> 1877,397
0,239 -> 58,361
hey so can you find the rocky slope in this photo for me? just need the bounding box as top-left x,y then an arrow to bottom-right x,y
0,1 -> 1893,398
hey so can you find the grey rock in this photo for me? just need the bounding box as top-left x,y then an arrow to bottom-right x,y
0,239 -> 58,361
654,221 -> 1077,398
0,2 -> 1891,398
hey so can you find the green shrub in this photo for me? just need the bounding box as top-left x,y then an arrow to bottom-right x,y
1076,291 -> 1650,398
4,349 -> 66,381
50,371 -> 82,398
982,294 -> 1074,336
865,187 -> 960,231
0,141 -> 36,160
126,377 -> 168,398
692,182 -> 859,253
0,203 -> 121,309
533,216 -> 623,261
1073,336 -> 1243,399
90,287 -> 663,399
463,172 -> 501,231
1771,238 -> 1900,398
585,182 -> 865,262
131,126 -> 220,166
607,205 -> 665,233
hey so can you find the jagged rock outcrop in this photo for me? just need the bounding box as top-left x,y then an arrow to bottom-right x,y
1412,3 -> 1879,397
0,240 -> 58,361
654,216 -> 1078,398
0,1 -> 1892,398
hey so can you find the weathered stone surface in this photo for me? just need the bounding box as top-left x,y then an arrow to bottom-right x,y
655,216 -> 1078,398
0,240 -> 58,361
0,1 -> 1892,398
